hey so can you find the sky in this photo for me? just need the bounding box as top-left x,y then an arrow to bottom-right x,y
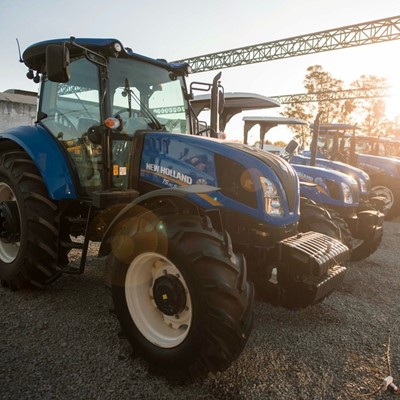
1,0 -> 399,143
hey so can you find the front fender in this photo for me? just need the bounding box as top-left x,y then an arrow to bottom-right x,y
352,209 -> 384,240
98,185 -> 220,257
0,125 -> 77,199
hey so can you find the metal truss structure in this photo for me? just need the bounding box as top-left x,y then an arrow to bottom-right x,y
271,86 -> 390,104
175,15 -> 400,73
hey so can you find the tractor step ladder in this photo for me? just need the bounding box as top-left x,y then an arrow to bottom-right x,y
58,206 -> 93,275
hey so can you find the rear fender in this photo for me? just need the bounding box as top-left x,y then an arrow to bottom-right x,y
0,125 -> 77,199
98,185 -> 220,257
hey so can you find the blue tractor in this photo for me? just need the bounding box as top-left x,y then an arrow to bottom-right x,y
307,123 -> 400,219
191,93 -> 383,261
0,38 -> 348,381
241,116 -> 384,261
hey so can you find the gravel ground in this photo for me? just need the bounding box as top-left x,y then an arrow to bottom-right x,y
1,218 -> 400,400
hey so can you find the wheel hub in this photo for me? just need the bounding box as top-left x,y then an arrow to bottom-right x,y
152,274 -> 187,316
0,201 -> 20,243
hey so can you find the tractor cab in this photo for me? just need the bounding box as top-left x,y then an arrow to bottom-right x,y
309,123 -> 358,165
23,38 -> 191,197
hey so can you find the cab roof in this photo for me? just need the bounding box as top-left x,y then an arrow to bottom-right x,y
22,37 -> 188,75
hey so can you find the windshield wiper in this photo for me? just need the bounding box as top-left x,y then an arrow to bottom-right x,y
124,78 -> 164,131
123,79 -> 133,118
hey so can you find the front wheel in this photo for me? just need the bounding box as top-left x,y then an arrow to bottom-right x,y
298,198 -> 352,262
108,209 -> 254,381
298,197 -> 346,240
346,202 -> 383,262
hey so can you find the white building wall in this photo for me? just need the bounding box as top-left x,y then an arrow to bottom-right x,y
0,91 -> 37,131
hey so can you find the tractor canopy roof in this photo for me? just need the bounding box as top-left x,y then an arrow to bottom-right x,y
242,116 -> 307,138
191,92 -> 280,117
355,134 -> 380,141
243,116 -> 307,126
191,92 -> 281,131
22,37 -> 189,76
309,123 -> 359,133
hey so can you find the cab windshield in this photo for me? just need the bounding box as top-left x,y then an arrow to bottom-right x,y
108,58 -> 189,135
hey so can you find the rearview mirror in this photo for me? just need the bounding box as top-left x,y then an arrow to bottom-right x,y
46,44 -> 70,83
285,139 -> 299,155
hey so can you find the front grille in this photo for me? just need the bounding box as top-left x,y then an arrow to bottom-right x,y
277,231 -> 349,277
276,231 -> 348,307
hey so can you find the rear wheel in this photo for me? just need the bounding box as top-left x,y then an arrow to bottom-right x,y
370,176 -> 400,220
109,209 -> 254,381
0,150 -> 62,289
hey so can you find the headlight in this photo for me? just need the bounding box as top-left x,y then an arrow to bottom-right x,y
359,178 -> 367,194
260,177 -> 284,216
341,182 -> 353,204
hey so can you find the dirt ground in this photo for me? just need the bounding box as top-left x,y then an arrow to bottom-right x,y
1,217 -> 400,400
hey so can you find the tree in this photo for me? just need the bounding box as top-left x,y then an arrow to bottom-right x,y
273,140 -> 288,147
304,65 -> 345,124
281,102 -> 313,147
350,75 -> 388,136
282,65 -> 394,139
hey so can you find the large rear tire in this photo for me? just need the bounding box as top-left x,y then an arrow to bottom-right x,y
108,208 -> 254,381
0,150 -> 62,289
370,176 -> 400,220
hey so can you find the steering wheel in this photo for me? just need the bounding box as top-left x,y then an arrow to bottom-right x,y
112,109 -> 134,131
337,149 -> 349,162
113,109 -> 132,118
113,109 -> 142,123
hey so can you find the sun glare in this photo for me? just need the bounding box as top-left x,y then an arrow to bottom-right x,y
385,78 -> 400,121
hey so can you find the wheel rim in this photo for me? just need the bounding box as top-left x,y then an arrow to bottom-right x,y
372,185 -> 394,212
125,252 -> 192,348
0,183 -> 20,263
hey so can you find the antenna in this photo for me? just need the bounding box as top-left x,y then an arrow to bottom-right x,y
16,38 -> 23,63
